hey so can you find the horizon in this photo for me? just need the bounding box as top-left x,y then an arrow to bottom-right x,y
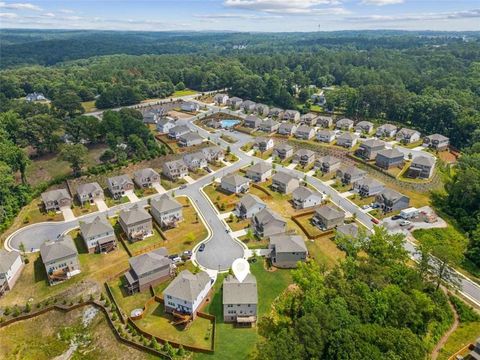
0,0 -> 479,32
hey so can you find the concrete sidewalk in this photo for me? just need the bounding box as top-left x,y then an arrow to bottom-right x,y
184,175 -> 196,184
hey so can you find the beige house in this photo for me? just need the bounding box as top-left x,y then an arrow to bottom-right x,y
0,250 -> 24,297
107,175 -> 134,199
223,274 -> 258,325
269,233 -> 308,268
312,205 -> 345,230
77,182 -> 104,205
41,189 -> 72,212
271,172 -> 300,194
79,215 -> 117,253
246,162 -> 273,183
162,159 -> 188,180
40,235 -> 80,285
150,194 -> 183,229
252,208 -> 287,238
134,168 -> 160,188
119,205 -> 153,242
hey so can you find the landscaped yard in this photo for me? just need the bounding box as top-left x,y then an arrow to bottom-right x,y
306,234 -> 346,268
194,260 -> 293,360
437,320 -> 480,360
225,215 -> 250,232
348,194 -> 375,207
72,201 -> 99,217
108,277 -> 154,316
134,301 -> 214,350
368,208 -> 400,220
105,194 -> 130,208
203,183 -> 243,212
124,228 -> 165,256
172,89 -> 198,97
239,234 -> 269,249
330,180 -> 352,193
19,199 -> 64,227
134,187 -> 158,198
160,174 -> 187,190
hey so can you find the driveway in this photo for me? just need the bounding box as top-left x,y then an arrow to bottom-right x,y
61,207 -> 76,221
95,199 -> 108,212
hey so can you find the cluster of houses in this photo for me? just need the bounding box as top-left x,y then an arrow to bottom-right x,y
167,125 -> 204,147
162,146 -> 225,180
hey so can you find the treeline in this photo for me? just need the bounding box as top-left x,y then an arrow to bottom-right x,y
257,228 -> 453,359
1,40 -> 479,147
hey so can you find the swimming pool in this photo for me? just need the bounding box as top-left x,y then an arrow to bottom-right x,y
220,119 -> 241,128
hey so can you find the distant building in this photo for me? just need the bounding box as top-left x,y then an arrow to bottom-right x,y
183,151 -> 208,171
134,168 -> 160,188
317,116 -> 333,129
292,186 -> 323,209
316,130 -> 336,143
375,148 -> 404,169
151,194 -> 183,229
41,189 -> 72,212
77,182 -> 104,205
253,137 -> 274,152
25,92 -> 47,102
252,208 -> 287,237
295,125 -> 315,140
223,274 -> 258,325
246,162 -> 273,183
168,125 -> 190,139
315,155 -> 342,174
118,205 -> 153,242
241,100 -> 256,113
268,107 -> 284,119
201,146 -> 225,163
156,118 -> 176,134
278,122 -> 297,136
235,194 -> 266,219
40,235 -> 80,285
244,115 -> 262,129
0,250 -> 23,297
336,118 -> 354,131
355,121 -> 375,134
353,177 -> 385,197
269,233 -> 308,268
396,128 -> 421,144
124,247 -> 174,294
107,175 -> 134,199
375,189 -> 410,213
181,102 -> 200,112
300,113 -> 317,126
178,132 -> 203,147
312,205 -> 345,230
162,159 -> 188,180
260,119 -> 280,133
214,93 -> 229,105
336,132 -> 358,148
271,172 -> 300,194
283,110 -> 300,123
376,124 -> 397,138
163,270 -> 213,318
407,156 -> 435,179
227,97 -> 243,109
293,149 -> 315,167
423,134 -> 449,151
221,174 -> 250,194
272,143 -> 294,160
336,165 -> 367,185
355,139 -> 385,160
254,103 -> 270,117
79,215 -> 117,253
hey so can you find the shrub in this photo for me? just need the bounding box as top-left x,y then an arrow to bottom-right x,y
24,302 -> 31,313
12,306 -> 20,317
4,306 -> 11,316
450,295 -> 480,323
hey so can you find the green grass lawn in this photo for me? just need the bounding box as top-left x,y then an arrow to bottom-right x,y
72,201 -> 99,217
160,174 -> 186,190
108,277 -> 154,316
348,194 -> 375,207
172,89 -> 198,97
306,235 -> 345,269
104,195 -> 129,208
368,208 -> 400,220
124,228 -> 165,256
225,216 -> 250,232
203,183 -> 242,212
134,301 -> 213,350
437,321 -> 480,360
81,100 -> 97,113
195,260 -> 293,360
330,181 -> 352,193
134,187 -> 158,198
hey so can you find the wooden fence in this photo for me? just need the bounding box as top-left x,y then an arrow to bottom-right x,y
251,183 -> 272,198
291,211 -> 335,240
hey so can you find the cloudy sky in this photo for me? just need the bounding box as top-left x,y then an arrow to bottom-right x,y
0,0 -> 479,32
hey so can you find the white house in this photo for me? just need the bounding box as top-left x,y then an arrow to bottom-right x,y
0,250 -> 24,297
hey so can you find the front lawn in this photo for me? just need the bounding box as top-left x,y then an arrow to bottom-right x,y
368,209 -> 400,220
306,234 -> 346,269
172,89 -> 198,97
72,201 -> 99,217
225,215 -> 250,232
160,174 -> 187,190
330,181 -> 352,193
438,321 -> 480,360
203,183 -> 242,212
20,199 -> 64,226
104,195 -> 129,208
134,187 -> 158,198
124,228 -> 165,256
348,194 -> 375,207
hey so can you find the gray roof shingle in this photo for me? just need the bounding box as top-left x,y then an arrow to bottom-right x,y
223,274 -> 258,305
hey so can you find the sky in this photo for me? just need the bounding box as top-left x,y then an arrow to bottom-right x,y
0,0 -> 479,32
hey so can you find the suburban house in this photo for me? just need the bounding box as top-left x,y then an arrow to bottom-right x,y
253,137 -> 274,152
79,215 -> 116,253
271,171 -> 300,194
312,205 -> 345,230
292,186 -> 323,209
260,119 -> 280,133
353,177 -> 385,197
311,93 -> 326,105
375,148 -> 405,169
316,129 -> 336,143
183,152 -> 208,171
396,128 -> 421,144
355,139 -> 386,160
336,118 -> 354,131
408,155 -> 435,179
376,124 -> 397,138
143,111 -> 159,124
336,223 -> 359,240
278,122 -> 297,136
156,118 -> 176,134
77,182 -> 103,205
162,159 -> 188,180
252,208 -> 287,237
223,274 -> 258,325
268,107 -> 284,119
336,132 -> 359,148
163,270 -> 213,318
40,235 -> 80,285
241,100 -> 256,113
294,125 -> 315,140
0,250 -> 23,297
244,115 -> 262,129
293,149 -> 315,167
300,113 -> 317,126
336,165 -> 367,185
134,168 -> 160,188
273,143 -> 294,160
214,93 -> 229,105
355,121 -> 375,134
246,162 -> 273,183
317,116 -> 333,128
25,92 -> 47,102
255,103 -> 270,117
375,189 -> 410,213
151,194 -> 183,229
118,205 -> 153,242
227,97 -> 243,109
283,110 -> 300,122
107,175 -> 134,199
268,233 -> 308,268
41,189 -> 72,212
124,247 -> 174,294
168,125 -> 190,139
180,101 -> 200,112
221,174 -> 250,194
201,146 -> 225,163
178,132 -> 203,147
423,134 -> 449,151
235,194 -> 266,219
315,155 -> 342,174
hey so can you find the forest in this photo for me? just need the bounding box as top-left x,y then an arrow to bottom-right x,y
0,29 -> 480,268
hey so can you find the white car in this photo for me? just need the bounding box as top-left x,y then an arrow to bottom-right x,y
399,220 -> 411,227
361,205 -> 370,210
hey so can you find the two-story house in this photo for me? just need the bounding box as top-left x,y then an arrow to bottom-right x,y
317,116 -> 333,129
180,101 -> 200,112
376,124 -> 397,138
271,172 -> 300,194
292,186 -> 323,209
423,134 -> 449,151
244,115 -> 262,129
268,107 -> 284,119
283,110 -> 300,123
300,113 -> 317,126
260,119 -> 280,133
119,205 -> 153,242
241,100 -> 256,113
201,146 -> 225,163
245,162 -> 272,183
355,121 -> 375,134
40,235 -> 80,285
355,139 -> 386,160
235,194 -> 266,219
178,132 -> 203,147
253,137 -> 274,152
396,128 -> 421,144
252,208 -> 287,238
294,125 -> 315,140
223,274 -> 258,325
162,159 -> 188,180
336,132 -> 359,148
168,125 -> 190,139
316,129 -> 336,143
150,194 -> 183,229
227,97 -> 243,109
183,152 -> 208,171
0,250 -> 24,297
375,148 -> 404,169
315,155 -> 342,174
272,143 -> 294,160
255,103 -> 270,117
375,189 -> 410,213
156,118 -> 176,134
221,174 -> 250,194
41,189 -> 72,212
336,165 -> 367,185
407,155 -> 435,179
269,234 -> 308,268
312,205 -> 345,230
77,182 -> 104,205
293,149 -> 315,167
336,118 -> 354,131
214,93 -> 229,105
107,175 -> 134,199
79,215 -> 117,253
278,122 -> 297,136
134,168 -> 160,188
353,177 -> 385,197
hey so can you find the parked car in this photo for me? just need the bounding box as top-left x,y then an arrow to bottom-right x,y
179,184 -> 187,190
361,205 -> 370,210
400,220 -> 411,226
199,243 -> 206,252
183,250 -> 192,258
206,167 -> 212,173
371,218 -> 380,224
172,256 -> 182,264
168,254 -> 179,260
392,215 -> 402,220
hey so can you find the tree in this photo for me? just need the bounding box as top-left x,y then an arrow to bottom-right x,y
59,143 -> 89,176
100,149 -> 116,163
18,114 -> 62,155
52,91 -> 84,118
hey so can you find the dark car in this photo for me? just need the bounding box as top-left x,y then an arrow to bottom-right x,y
199,243 -> 206,252
391,215 -> 402,220
205,167 -> 212,173
168,254 -> 179,260
179,184 -> 187,190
